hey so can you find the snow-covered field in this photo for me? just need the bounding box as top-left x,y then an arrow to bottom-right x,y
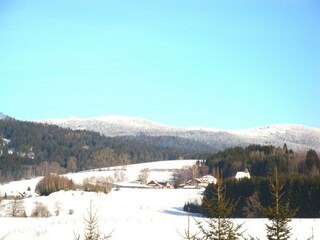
0,160 -> 319,239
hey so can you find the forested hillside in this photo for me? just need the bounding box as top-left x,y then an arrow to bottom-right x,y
206,144 -> 320,178
203,176 -> 320,218
0,118 -> 204,181
2,117 -> 319,183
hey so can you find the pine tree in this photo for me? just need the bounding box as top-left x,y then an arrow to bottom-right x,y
179,207 -> 200,240
262,168 -> 297,240
305,149 -> 320,176
242,191 -> 263,218
74,202 -> 112,240
194,169 -> 245,240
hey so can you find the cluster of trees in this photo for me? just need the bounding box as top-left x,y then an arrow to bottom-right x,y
35,174 -> 113,196
82,176 -> 113,194
222,176 -> 320,218
0,118 -> 204,181
185,174 -> 320,219
172,160 -> 209,188
35,174 -> 76,196
206,144 -> 320,178
1,197 -> 52,218
182,169 -> 301,240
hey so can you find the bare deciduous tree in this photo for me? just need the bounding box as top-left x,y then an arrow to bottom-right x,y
6,198 -> 26,217
113,169 -> 126,182
54,201 -> 62,216
137,168 -> 149,184
31,202 -> 51,217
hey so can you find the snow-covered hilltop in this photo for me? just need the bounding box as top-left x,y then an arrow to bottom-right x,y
42,115 -> 180,137
40,115 -> 320,152
230,124 -> 320,151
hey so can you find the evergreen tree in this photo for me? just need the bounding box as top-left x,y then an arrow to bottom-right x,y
262,168 -> 297,240
195,169 -> 245,240
305,149 -> 320,176
179,207 -> 200,240
74,202 -> 112,240
242,191 -> 263,218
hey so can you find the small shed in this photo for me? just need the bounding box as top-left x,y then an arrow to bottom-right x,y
147,180 -> 163,188
146,180 -> 173,189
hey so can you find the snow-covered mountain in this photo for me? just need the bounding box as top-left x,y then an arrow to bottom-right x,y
42,115 -> 180,136
40,115 -> 320,152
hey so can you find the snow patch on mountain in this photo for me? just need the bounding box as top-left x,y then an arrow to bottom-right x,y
42,115 -> 181,136
231,124 -> 320,151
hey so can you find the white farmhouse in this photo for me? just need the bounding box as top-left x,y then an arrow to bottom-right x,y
235,168 -> 251,180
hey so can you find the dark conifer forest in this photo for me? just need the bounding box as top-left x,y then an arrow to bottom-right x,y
201,145 -> 320,218
203,176 -> 320,218
0,118 -> 205,181
206,144 -> 320,177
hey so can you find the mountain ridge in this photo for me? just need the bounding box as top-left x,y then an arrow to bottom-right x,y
40,115 -> 320,152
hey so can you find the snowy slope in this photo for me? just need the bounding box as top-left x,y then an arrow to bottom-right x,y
0,160 -> 199,197
41,115 -> 181,136
231,124 -> 320,151
0,160 -> 319,240
41,115 -> 320,152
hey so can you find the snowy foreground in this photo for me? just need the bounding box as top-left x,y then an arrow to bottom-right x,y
0,160 -> 319,240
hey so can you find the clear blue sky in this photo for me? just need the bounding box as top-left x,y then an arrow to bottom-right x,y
1,0 -> 319,129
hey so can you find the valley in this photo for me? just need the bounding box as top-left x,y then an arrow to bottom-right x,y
0,160 -> 319,240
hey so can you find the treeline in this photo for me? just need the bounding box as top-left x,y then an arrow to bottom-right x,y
126,135 -> 214,154
203,176 -> 320,218
206,144 -> 320,177
0,119 -> 203,181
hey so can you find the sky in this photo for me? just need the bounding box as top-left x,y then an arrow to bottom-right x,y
1,0 -> 319,129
